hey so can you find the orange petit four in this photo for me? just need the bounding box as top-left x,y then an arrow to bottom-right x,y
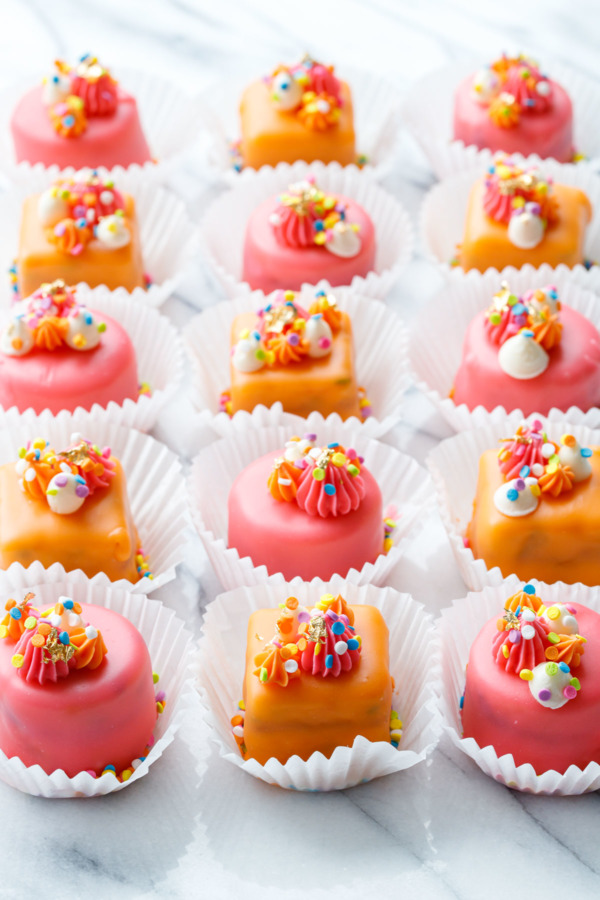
0,436 -> 148,583
458,156 -> 591,272
232,594 -> 396,765
17,171 -> 145,297
239,55 -> 355,169
466,421 -> 600,585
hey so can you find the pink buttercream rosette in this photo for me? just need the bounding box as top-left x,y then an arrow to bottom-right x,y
437,576 -> 600,794
197,577 -> 439,790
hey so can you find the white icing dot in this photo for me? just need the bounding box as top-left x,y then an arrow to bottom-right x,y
284,659 -> 298,673
521,624 -> 536,640
15,459 -> 27,476
542,443 -> 556,458
232,725 -> 244,737
531,463 -> 544,477
85,625 -> 98,639
100,190 -> 114,205
24,468 -> 36,482
521,609 -> 536,622
335,640 -> 348,655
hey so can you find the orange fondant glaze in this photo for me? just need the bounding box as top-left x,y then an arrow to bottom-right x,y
460,179 -> 592,273
242,605 -> 392,765
17,194 -> 145,296
240,80 -> 355,169
466,447 -> 600,585
0,459 -> 139,582
229,311 -> 360,419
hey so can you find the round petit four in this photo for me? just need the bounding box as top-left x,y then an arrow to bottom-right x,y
11,54 -> 152,170
239,55 -> 355,170
0,435 -> 150,583
452,283 -> 600,415
232,592 -> 396,765
0,592 -> 159,777
242,176 -> 375,293
227,436 -> 392,580
466,420 -> 600,585
453,53 -> 574,162
0,281 -> 138,414
223,287 -> 371,420
457,155 -> 591,273
16,171 -> 146,296
461,584 -> 600,773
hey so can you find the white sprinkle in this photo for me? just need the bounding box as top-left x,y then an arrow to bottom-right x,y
531,463 -> 544,477
542,442 -> 555,459
85,625 -> 98,639
284,659 -> 298,673
521,608 -> 536,622
24,467 -> 36,482
521,624 -> 536,640
232,725 -> 244,737
335,641 -> 348,655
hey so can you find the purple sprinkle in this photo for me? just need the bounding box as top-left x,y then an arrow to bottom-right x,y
294,459 -> 307,469
326,610 -> 339,621
509,630 -> 522,644
515,478 -> 525,491
538,689 -> 552,701
287,333 -> 300,346
304,433 -> 317,441
155,690 -> 166,703
75,484 -> 89,498
55,475 -> 68,488
297,610 -> 310,624
358,456 -> 365,464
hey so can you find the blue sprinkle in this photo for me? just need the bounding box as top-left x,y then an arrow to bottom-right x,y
522,329 -> 535,338
549,289 -> 558,299
102,764 -> 116,772
9,608 -> 21,620
52,75 -> 59,84
581,447 -> 593,458
459,694 -> 465,710
519,465 -> 530,478
391,740 -> 399,748
512,303 -> 527,316
516,605 -> 522,617
315,290 -> 326,297
63,599 -> 74,609
488,165 -> 495,174
327,442 -> 339,449
323,483 -> 336,496
251,330 -> 261,341
75,475 -> 86,485
325,654 -> 333,669
332,621 -> 345,635
84,313 -> 93,326
314,221 -> 324,231
558,661 -> 570,673
59,631 -> 70,645
506,488 -> 519,501
347,638 -> 359,651
523,584 -> 536,595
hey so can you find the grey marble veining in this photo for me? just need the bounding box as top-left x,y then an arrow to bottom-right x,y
0,1 -> 599,898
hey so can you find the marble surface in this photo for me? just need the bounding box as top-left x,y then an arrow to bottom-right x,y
1,1 -> 600,898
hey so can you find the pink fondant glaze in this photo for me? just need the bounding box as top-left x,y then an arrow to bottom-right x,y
242,194 -> 376,293
227,448 -> 384,580
461,603 -> 600,773
0,311 -> 138,414
10,85 -> 152,169
453,74 -> 573,162
452,305 -> 600,415
0,604 -> 157,777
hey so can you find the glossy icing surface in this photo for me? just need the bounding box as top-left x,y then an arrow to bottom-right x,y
460,179 -> 591,273
243,605 -> 392,764
0,311 -> 138,414
462,603 -> 600,772
11,85 -> 152,169
229,310 -> 360,419
467,447 -> 600,585
227,448 -> 383,580
0,603 -> 156,776
240,79 -> 355,169
453,305 -> 600,414
0,458 -> 140,582
18,194 -> 146,295
453,74 -> 573,162
242,193 -> 376,293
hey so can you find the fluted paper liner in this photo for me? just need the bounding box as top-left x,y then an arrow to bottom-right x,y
410,266 -> 600,430
0,420 -> 189,593
183,287 -> 409,439
438,576 -> 600,794
0,66 -> 205,183
199,66 -> 402,184
427,416 -> 600,591
189,422 -> 433,591
198,578 -> 439,790
0,574 -> 196,798
403,59 -> 600,179
199,160 -> 414,300
420,160 -> 600,292
0,166 -> 199,307
0,284 -> 184,432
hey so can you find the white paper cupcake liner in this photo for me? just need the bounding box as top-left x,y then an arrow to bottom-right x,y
0,420 -> 189,594
420,159 -> 600,292
199,160 -> 414,300
0,573 -> 196,798
0,284 -> 184,432
403,59 -> 600,179
197,577 -> 439,790
0,166 -> 199,307
427,416 -> 600,591
437,576 -> 600,794
183,287 -> 409,439
0,67 -> 205,184
198,65 -> 402,184
410,265 -> 600,431
189,422 -> 434,591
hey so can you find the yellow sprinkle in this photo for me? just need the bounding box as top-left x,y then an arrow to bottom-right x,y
530,484 -> 541,497
32,438 -> 46,450
314,642 -> 322,656
519,669 -> 534,681
390,729 -> 403,742
502,644 -> 509,658
547,606 -> 560,620
121,769 -> 132,782
156,701 -> 164,714
331,452 -> 347,467
152,672 -> 159,684
0,625 -> 7,639
238,700 -> 245,711
239,329 -> 250,340
11,654 -> 24,668
284,290 -> 295,302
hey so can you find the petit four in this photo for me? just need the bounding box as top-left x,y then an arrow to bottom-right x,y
453,53 -> 574,162
242,176 -> 375,293
461,584 -> 600,773
223,288 -> 370,421
452,283 -> 600,415
16,171 -> 145,296
232,592 -> 398,764
0,436 -> 149,583
0,280 -> 139,414
227,436 -> 394,580
466,421 -> 600,585
458,155 -> 591,272
0,592 -> 162,778
239,55 -> 355,170
10,54 -> 152,170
